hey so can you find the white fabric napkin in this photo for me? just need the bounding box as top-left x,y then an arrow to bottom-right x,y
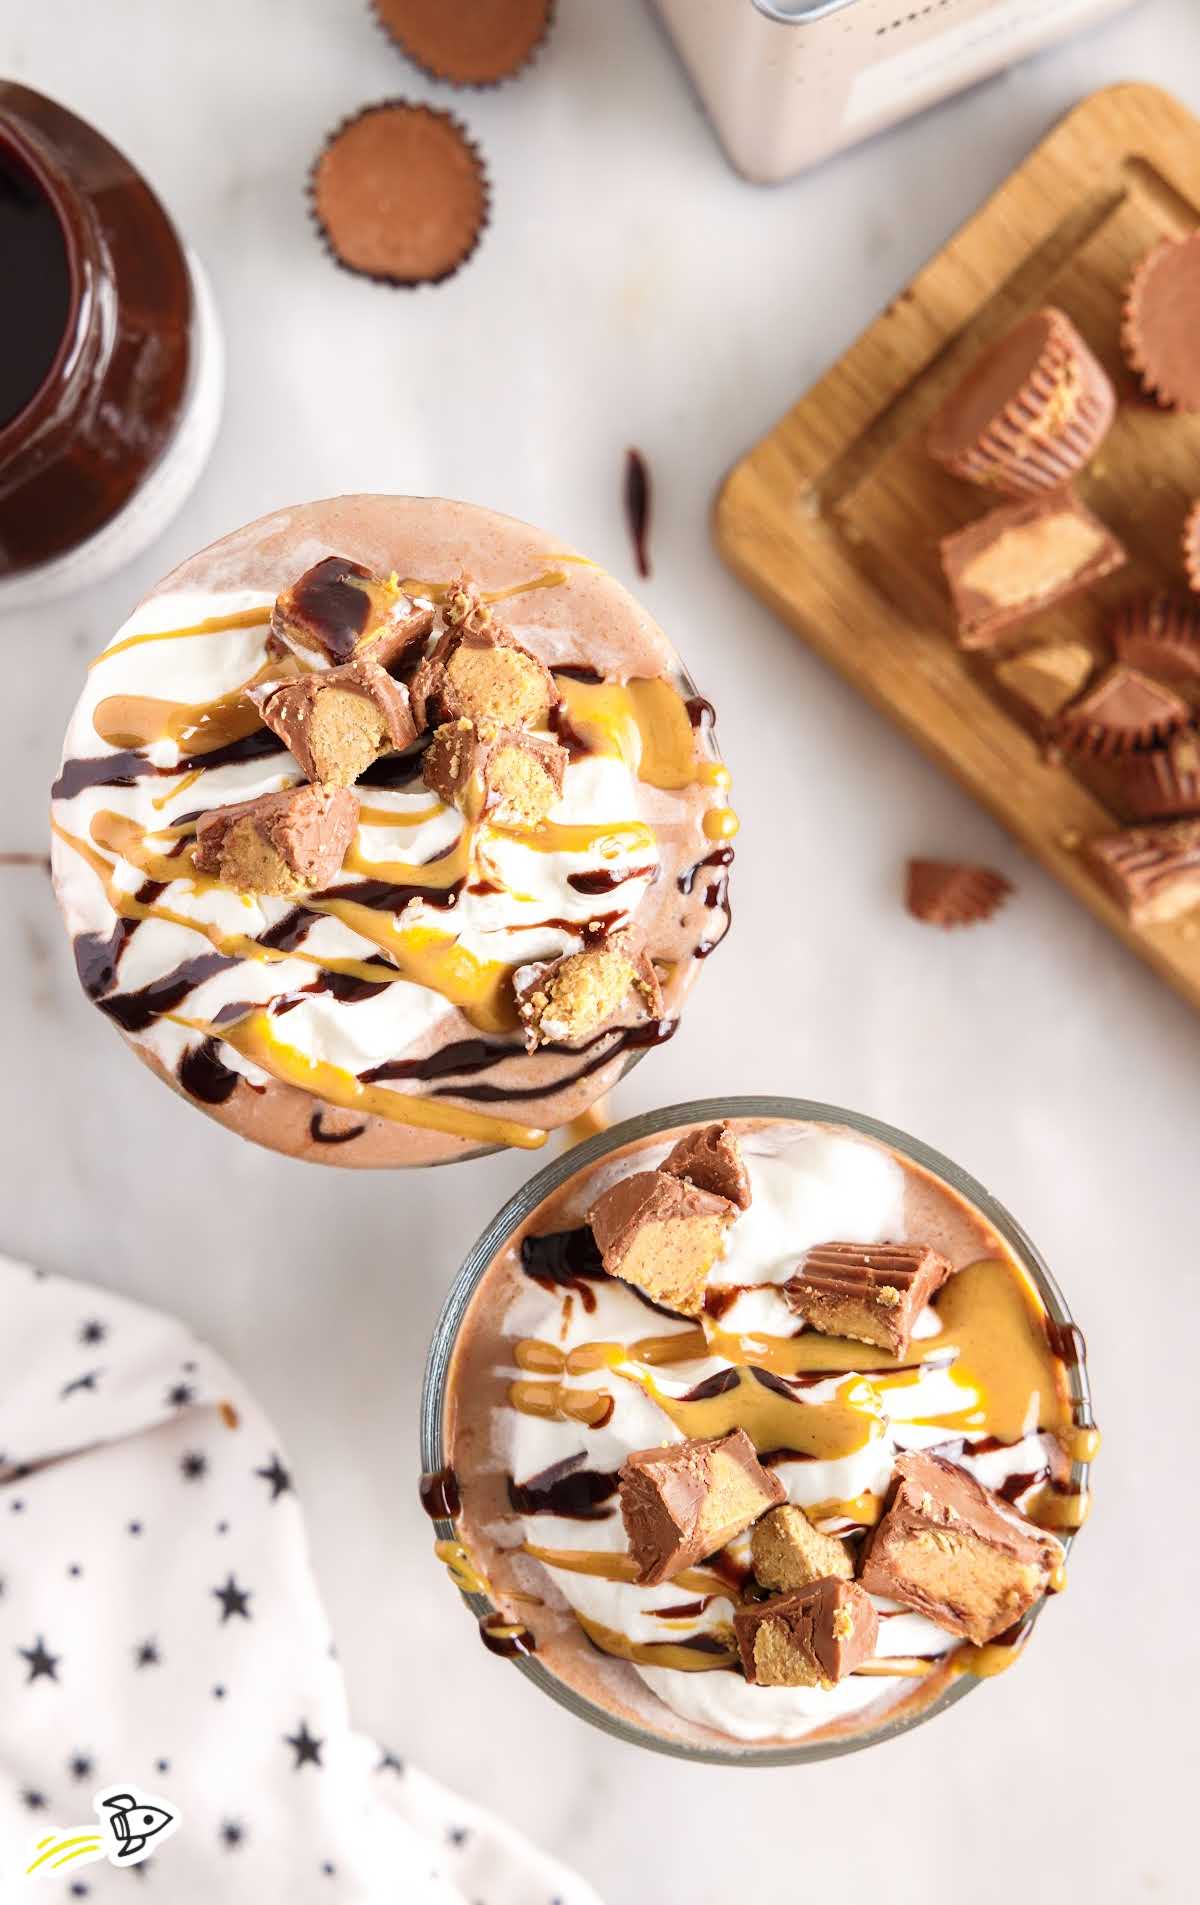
0,1255 -> 600,1905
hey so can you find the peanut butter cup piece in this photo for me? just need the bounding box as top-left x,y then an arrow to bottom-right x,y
751,1505 -> 854,1593
1184,501 -> 1200,596
1055,664 -> 1189,759
1122,232 -> 1200,412
271,557 -> 434,668
251,657 -> 416,787
515,923 -> 663,1052
422,718 -> 566,826
734,1578 -> 878,1689
619,1429 -> 785,1587
194,785 -> 359,897
310,102 -> 489,286
411,596 -> 558,732
993,640 -> 1096,727
928,308 -> 1115,497
858,1451 -> 1062,1646
587,1167 -> 736,1317
940,490 -> 1126,649
905,860 -> 1013,929
372,0 -> 555,87
1119,729 -> 1200,821
785,1241 -> 951,1358
1085,817 -> 1200,925
1112,594 -> 1200,683
661,1120 -> 751,1211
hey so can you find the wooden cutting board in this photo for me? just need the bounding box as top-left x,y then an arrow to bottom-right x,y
715,83 -> 1200,1012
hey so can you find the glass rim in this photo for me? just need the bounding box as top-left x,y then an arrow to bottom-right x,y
420,1094 -> 1094,1767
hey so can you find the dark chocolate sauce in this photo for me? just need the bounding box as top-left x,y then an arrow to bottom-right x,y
521,1226 -> 607,1287
552,665 -> 605,686
52,728 -> 287,801
419,1467 -> 462,1521
1044,1318 -> 1087,1368
356,742 -> 427,790
319,873 -> 463,914
623,448 -> 651,579
74,918 -> 138,1000
479,1613 -> 536,1659
678,845 -> 734,896
97,950 -> 234,1033
0,141 -> 71,430
685,695 -> 716,731
362,1036 -> 520,1087
308,1111 -> 368,1146
286,557 -> 374,662
568,863 -> 655,896
508,1453 -> 619,1522
178,1036 -> 239,1104
650,1598 -> 715,1621
433,1016 -> 677,1107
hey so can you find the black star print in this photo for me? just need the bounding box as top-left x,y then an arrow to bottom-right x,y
60,1369 -> 101,1399
134,1639 -> 161,1669
20,1789 -> 47,1810
376,1748 -> 405,1775
165,1382 -> 195,1409
10,1498 -> 25,1513
69,1885 -> 89,1899
285,1720 -> 324,1769
182,1360 -> 197,1374
68,1753 -> 93,1782
155,1759 -> 170,1775
180,1450 -> 208,1482
321,1862 -> 336,1876
67,1564 -> 82,1578
212,1684 -> 227,1700
19,1635 -> 59,1683
219,1820 -> 245,1849
447,1826 -> 470,1847
128,1521 -> 143,1536
78,1319 -> 107,1346
215,1520 -> 230,1535
254,1454 -> 292,1500
212,1574 -> 252,1623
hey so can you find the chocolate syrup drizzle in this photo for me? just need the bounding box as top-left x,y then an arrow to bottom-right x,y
623,449 -> 651,580
508,1453 -> 619,1521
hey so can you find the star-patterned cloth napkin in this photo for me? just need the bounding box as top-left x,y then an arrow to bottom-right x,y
0,1255 -> 601,1905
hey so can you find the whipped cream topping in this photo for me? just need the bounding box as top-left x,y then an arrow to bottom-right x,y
482,1126 -> 1075,1746
51,561 -> 726,1155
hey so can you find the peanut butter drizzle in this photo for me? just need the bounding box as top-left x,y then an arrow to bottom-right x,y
434,1538 -> 493,1598
311,900 -> 518,1034
521,1544 -> 730,1599
341,830 -> 474,891
90,654 -> 295,755
1021,1485 -> 1091,1531
356,801 -> 445,830
151,767 -> 204,812
90,604 -> 271,667
621,1366 -> 886,1461
89,809 -> 214,891
508,1378 -> 613,1428
573,1612 -> 736,1672
168,1010 -> 547,1150
491,818 -> 656,860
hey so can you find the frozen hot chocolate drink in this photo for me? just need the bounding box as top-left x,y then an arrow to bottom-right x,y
422,1101 -> 1096,1758
51,498 -> 734,1165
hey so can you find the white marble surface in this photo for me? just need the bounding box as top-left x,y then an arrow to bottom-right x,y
2,1 -> 1198,1898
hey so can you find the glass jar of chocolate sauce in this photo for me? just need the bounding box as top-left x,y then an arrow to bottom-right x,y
0,82 -> 222,609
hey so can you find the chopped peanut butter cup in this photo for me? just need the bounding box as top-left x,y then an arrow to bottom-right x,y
785,1241 -> 951,1358
411,604 -> 558,732
1122,232 -> 1200,413
927,308 -> 1115,498
993,641 -> 1096,728
1112,594 -> 1200,683
372,0 -> 555,87
905,859 -> 1013,929
1184,501 -> 1200,596
310,102 -> 489,286
271,557 -> 433,668
734,1578 -> 878,1689
751,1505 -> 853,1593
194,785 -> 358,897
661,1120 -> 752,1210
515,924 -> 663,1052
587,1167 -> 736,1317
1055,664 -> 1189,759
619,1429 -> 785,1586
1085,817 -> 1200,925
940,490 -> 1126,649
1119,730 -> 1200,821
251,656 -> 416,787
422,718 -> 566,826
858,1451 -> 1062,1646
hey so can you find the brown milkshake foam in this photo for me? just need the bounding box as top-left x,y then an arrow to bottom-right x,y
51,498 -> 735,1167
430,1114 -> 1095,1754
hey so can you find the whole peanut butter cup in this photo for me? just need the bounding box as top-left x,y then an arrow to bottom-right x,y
310,102 -> 489,286
927,308 -> 1115,498
1184,501 -> 1200,595
1112,594 -> 1200,682
1122,233 -> 1200,412
371,0 -> 554,86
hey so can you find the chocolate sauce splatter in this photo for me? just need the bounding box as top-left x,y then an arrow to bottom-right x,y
308,1110 -> 368,1146
623,448 -> 651,579
419,1468 -> 461,1520
178,1038 -> 239,1105
479,1614 -> 536,1659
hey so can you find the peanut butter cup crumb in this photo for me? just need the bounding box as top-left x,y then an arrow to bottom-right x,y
619,1430 -> 785,1586
194,785 -> 359,897
751,1505 -> 853,1592
905,859 -> 1013,928
734,1578 -> 878,1688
